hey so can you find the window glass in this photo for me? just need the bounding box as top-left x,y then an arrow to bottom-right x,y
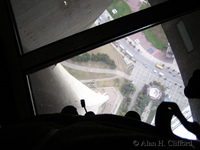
23,0 -> 196,140
10,0 -> 164,53
29,22 -> 195,139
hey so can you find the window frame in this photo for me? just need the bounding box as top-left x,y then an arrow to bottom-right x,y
1,0 -> 200,118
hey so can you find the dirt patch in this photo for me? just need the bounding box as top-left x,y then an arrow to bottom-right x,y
89,44 -> 127,72
63,66 -> 114,80
67,44 -> 127,72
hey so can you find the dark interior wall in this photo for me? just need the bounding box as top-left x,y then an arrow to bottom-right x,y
161,10 -> 200,123
149,0 -> 200,124
0,43 -> 19,125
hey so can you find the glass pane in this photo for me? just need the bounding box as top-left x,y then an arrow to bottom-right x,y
26,1 -> 199,140
29,21 -> 195,139
10,0 -> 164,53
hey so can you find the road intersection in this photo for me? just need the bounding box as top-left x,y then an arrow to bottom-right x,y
97,10 -> 183,84
62,9 -> 189,118
97,10 -> 189,109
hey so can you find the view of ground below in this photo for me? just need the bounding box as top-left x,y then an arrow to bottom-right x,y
61,0 -> 188,125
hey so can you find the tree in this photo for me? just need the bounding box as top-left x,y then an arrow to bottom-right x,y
123,82 -> 134,93
120,81 -> 135,96
82,53 -> 90,62
71,53 -> 90,62
136,107 -> 142,115
139,99 -> 148,108
138,92 -> 144,99
142,84 -> 149,95
90,53 -> 116,69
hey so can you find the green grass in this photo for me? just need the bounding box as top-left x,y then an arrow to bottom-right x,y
139,2 -> 168,51
107,0 -> 132,19
142,28 -> 168,51
146,101 -> 161,124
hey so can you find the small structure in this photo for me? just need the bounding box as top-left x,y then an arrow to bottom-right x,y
127,64 -> 134,70
112,9 -> 118,15
123,56 -> 131,65
165,44 -> 175,58
147,86 -> 162,100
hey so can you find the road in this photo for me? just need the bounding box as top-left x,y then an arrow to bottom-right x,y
62,11 -> 187,115
95,12 -> 188,113
98,11 -> 183,85
118,39 -> 183,84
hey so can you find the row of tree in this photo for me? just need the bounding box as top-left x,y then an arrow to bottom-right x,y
71,52 -> 116,69
117,97 -> 132,116
134,92 -> 150,115
71,53 -> 90,62
117,81 -> 136,116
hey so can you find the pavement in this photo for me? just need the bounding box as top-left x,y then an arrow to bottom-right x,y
94,6 -> 189,121
125,36 -> 179,72
99,1 -> 180,73
126,62 -> 188,122
59,1 -> 188,118
124,0 -> 141,12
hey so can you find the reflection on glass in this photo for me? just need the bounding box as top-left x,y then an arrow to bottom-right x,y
61,26 -> 189,118
29,21 -> 193,137
10,0 -> 162,53
10,0 -> 114,52
27,0 -> 194,140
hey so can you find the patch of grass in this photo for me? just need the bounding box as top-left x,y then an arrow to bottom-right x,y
146,101 -> 161,124
107,0 -> 132,19
117,97 -> 132,116
88,44 -> 127,72
140,1 -> 168,51
142,26 -> 168,51
96,80 -> 115,87
68,44 -> 127,73
96,78 -> 125,89
62,66 -> 114,80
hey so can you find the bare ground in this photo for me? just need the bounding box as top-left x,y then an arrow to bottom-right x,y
67,44 -> 127,73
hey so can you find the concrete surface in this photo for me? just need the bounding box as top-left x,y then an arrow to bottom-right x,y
10,0 -> 113,114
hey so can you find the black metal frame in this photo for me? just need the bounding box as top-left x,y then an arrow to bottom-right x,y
1,0 -> 200,119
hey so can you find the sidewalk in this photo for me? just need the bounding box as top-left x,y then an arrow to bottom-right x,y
102,8 -> 180,73
123,0 -> 180,71
125,36 -> 180,71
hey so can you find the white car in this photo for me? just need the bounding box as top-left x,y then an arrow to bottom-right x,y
159,72 -> 164,76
